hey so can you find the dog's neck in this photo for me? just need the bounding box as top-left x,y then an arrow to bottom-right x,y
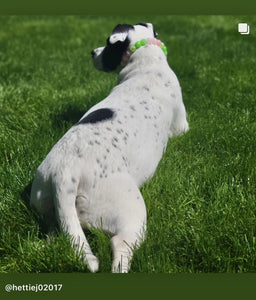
121,38 -> 167,67
118,42 -> 168,83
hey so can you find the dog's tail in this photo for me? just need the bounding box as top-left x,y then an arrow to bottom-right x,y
52,172 -> 99,272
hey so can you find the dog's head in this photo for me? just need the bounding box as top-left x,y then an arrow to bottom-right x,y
91,22 -> 158,72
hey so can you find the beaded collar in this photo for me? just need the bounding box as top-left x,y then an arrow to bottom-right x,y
121,38 -> 168,66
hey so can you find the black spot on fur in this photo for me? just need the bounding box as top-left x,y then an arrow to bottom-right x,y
77,108 -> 114,125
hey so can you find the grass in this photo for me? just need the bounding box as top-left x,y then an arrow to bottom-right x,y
0,15 -> 256,273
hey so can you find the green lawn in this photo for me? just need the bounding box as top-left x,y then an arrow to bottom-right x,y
0,16 -> 256,273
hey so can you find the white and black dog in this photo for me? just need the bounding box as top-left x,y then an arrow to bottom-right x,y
30,22 -> 189,273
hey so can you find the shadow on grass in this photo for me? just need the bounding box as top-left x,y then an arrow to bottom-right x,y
51,103 -> 89,130
21,181 -> 50,238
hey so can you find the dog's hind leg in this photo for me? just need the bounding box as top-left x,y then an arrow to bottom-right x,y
111,229 -> 145,273
53,185 -> 99,273
105,174 -> 147,273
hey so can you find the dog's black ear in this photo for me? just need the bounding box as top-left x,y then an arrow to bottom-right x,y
101,24 -> 134,72
102,37 -> 130,72
109,24 -> 134,44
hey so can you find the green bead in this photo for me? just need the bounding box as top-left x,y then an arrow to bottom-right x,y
160,43 -> 165,49
140,39 -> 147,46
129,45 -> 136,52
163,47 -> 168,56
135,41 -> 142,49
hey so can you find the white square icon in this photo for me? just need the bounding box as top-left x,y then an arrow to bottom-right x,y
238,23 -> 250,35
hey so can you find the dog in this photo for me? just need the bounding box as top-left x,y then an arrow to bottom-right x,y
30,22 -> 189,273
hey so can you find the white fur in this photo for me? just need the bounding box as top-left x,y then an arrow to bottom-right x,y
30,23 -> 188,273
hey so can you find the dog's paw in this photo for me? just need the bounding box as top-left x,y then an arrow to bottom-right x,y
86,255 -> 99,273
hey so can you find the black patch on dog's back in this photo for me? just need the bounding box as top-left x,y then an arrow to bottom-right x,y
77,108 -> 114,125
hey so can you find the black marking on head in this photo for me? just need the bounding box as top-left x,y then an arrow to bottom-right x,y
102,24 -> 134,72
137,22 -> 158,37
112,24 -> 134,35
77,108 -> 114,125
137,22 -> 148,28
